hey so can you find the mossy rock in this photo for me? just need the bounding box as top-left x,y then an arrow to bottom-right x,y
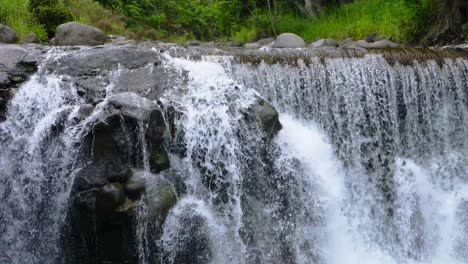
145,178 -> 177,222
149,145 -> 171,173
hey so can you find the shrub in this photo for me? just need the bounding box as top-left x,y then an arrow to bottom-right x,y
33,2 -> 73,38
65,0 -> 127,36
0,0 -> 49,40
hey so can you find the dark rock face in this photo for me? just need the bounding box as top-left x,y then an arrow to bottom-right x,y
0,24 -> 19,44
55,22 -> 107,46
74,161 -> 132,191
67,93 -> 171,264
243,97 -> 282,139
0,45 -> 44,120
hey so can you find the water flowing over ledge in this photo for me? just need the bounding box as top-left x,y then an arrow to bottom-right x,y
0,45 -> 467,264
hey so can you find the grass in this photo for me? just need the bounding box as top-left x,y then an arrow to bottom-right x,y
1,0 -> 439,44
284,0 -> 438,43
0,0 -> 47,41
66,0 -> 128,36
233,0 -> 439,44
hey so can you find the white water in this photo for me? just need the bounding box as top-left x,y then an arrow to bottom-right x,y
1,48 -> 468,264
276,115 -> 468,264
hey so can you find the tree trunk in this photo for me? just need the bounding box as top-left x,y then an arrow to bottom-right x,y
424,0 -> 468,45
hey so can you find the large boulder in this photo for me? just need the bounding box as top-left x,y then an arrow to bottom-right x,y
243,97 -> 282,139
273,33 -> 306,48
55,22 -> 107,46
85,93 -> 169,173
0,24 -> 19,43
45,46 -> 172,102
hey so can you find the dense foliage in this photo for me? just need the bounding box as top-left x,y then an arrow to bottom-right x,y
0,0 -> 464,44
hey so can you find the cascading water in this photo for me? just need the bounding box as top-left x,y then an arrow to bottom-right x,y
225,53 -> 468,263
1,45 -> 467,264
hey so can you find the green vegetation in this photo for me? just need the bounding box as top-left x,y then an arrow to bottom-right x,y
272,0 -> 440,43
0,0 -> 449,44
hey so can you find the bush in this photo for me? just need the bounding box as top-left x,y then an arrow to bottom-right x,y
65,0 -> 127,36
33,2 -> 73,39
0,0 -> 48,40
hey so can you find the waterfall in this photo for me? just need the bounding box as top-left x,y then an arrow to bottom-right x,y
1,46 -> 467,264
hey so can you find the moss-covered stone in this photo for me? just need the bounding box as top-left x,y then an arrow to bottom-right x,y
149,145 -> 171,173
145,178 -> 177,222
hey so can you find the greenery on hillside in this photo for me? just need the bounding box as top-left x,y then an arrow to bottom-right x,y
0,0 -> 458,44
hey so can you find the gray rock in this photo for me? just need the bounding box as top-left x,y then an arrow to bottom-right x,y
124,177 -> 146,200
356,40 -> 372,48
256,37 -> 275,46
310,38 -> 339,48
115,39 -> 136,46
244,97 -> 282,139
49,38 -> 55,45
339,37 -> 355,47
145,177 -> 177,221
74,161 -> 133,191
55,22 -> 107,46
149,144 -> 170,173
77,104 -> 94,120
369,39 -> 400,48
46,46 -> 171,102
0,24 -> 19,43
256,99 -> 282,138
108,93 -> 160,122
89,93 -> 167,172
96,182 -> 126,210
244,42 -> 261,49
365,33 -> 383,43
23,33 -> 41,44
187,41 -> 201,46
273,33 -> 306,48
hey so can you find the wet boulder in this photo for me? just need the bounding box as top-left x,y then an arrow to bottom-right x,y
76,104 -> 94,121
149,144 -> 171,173
86,93 -> 170,173
145,177 -> 177,221
73,161 -> 132,191
55,22 -> 107,46
0,24 -> 19,43
244,97 -> 282,139
45,46 -> 170,102
273,33 -> 306,48
124,177 -> 146,200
